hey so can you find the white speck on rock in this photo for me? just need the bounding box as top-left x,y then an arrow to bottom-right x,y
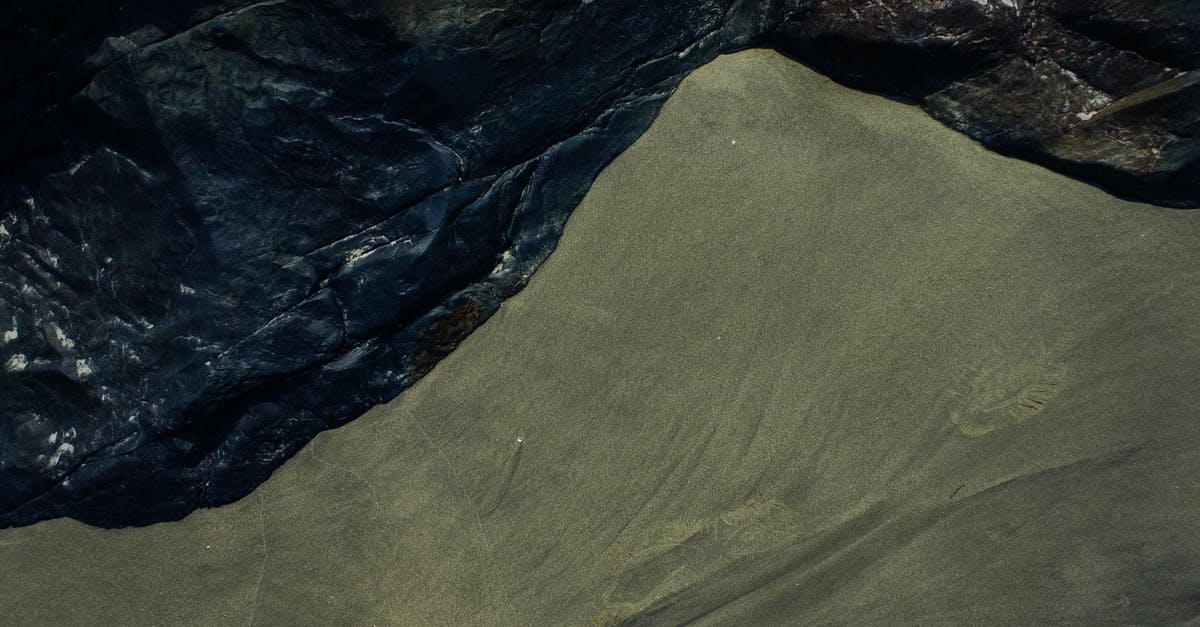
1075,110 -> 1097,121
75,359 -> 92,378
490,250 -> 516,277
179,284 -> 196,295
48,443 -> 74,467
50,324 -> 75,350
5,354 -> 28,372
343,246 -> 373,266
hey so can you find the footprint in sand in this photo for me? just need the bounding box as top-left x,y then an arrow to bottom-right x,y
948,334 -> 1072,437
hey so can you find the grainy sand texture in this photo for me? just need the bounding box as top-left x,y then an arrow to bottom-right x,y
3,49 -> 1199,625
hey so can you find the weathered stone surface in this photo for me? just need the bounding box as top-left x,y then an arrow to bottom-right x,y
772,0 -> 1199,205
1,0 -> 1196,527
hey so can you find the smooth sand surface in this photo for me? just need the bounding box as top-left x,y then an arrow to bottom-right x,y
3,49 -> 1200,625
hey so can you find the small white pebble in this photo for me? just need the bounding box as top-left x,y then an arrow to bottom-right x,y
730,139 -> 737,145
515,435 -> 524,444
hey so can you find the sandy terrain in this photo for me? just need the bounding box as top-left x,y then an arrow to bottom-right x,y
3,49 -> 1199,625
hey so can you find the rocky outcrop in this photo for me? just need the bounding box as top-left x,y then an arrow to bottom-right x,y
773,0 -> 1199,206
0,0 -> 785,527
2,0 -> 1196,527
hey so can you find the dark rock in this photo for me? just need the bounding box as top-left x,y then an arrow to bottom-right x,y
1,0 -> 1196,527
771,0 -> 1199,206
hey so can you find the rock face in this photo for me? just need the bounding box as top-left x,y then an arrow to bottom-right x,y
1,0 -> 1196,527
773,0 -> 1199,205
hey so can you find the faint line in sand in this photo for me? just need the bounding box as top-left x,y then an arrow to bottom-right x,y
245,493 -> 269,627
410,416 -> 520,624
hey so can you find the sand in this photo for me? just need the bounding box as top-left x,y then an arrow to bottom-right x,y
3,49 -> 1199,625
